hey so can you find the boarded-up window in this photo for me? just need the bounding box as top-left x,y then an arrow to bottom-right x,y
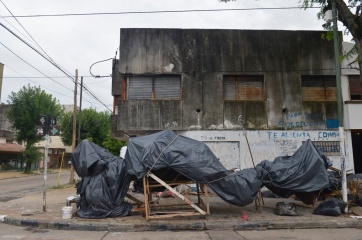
126,75 -> 181,100
301,76 -> 336,101
224,75 -> 264,100
349,75 -> 362,100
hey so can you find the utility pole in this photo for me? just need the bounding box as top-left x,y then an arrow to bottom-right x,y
69,69 -> 78,184
43,133 -> 49,212
332,2 -> 347,211
0,63 -> 3,103
77,77 -> 83,144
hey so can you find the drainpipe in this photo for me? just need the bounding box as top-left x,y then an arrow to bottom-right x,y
332,2 -> 347,212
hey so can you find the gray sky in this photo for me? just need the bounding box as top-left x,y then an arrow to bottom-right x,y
0,0 -> 352,112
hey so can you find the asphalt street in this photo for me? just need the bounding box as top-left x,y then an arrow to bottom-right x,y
0,171 -> 70,202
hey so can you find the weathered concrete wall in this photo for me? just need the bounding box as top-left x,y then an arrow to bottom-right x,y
181,130 -> 350,172
114,29 -> 337,137
0,104 -> 15,139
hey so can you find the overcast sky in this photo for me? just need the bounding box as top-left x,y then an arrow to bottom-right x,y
0,0 -> 352,113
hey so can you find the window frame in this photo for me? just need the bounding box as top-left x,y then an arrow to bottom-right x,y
223,75 -> 265,101
301,75 -> 337,101
348,75 -> 362,100
124,75 -> 181,100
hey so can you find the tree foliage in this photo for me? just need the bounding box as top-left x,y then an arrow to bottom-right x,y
102,137 -> 126,156
7,84 -> 63,172
60,108 -> 111,147
301,0 -> 362,79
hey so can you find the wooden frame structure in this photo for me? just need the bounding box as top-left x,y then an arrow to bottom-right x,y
137,173 -> 210,220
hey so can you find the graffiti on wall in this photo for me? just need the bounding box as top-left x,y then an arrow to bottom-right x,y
204,141 -> 240,170
267,131 -> 339,140
278,111 -> 325,128
275,139 -> 298,156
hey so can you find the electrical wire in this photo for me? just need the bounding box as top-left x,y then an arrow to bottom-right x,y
0,0 -> 59,70
0,22 -> 75,82
3,64 -> 74,99
89,58 -> 113,78
0,41 -> 74,92
0,7 -> 321,18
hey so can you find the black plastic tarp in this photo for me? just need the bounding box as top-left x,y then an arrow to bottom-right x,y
71,140 -> 132,218
71,130 -> 333,218
256,139 -> 332,193
125,130 -> 331,206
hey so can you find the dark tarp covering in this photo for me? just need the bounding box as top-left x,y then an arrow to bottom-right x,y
256,139 -> 332,195
72,140 -> 132,218
125,130 -> 331,206
71,130 -> 332,218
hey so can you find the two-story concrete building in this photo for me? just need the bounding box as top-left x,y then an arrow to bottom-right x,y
111,28 -> 361,173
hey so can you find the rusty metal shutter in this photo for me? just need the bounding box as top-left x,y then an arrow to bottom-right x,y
302,76 -> 336,101
224,75 -> 264,100
237,76 -> 264,100
223,76 -> 236,100
349,75 -> 362,100
154,75 -> 181,99
127,76 -> 152,99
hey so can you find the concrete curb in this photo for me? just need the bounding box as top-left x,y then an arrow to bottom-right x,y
2,215 -> 362,232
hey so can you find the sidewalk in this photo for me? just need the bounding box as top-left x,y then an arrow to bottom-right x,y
0,172 -> 362,232
0,169 -> 59,180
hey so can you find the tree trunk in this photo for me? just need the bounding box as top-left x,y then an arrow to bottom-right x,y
24,161 -> 32,174
356,38 -> 362,84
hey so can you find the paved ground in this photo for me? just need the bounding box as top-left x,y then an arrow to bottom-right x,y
1,170 -> 362,231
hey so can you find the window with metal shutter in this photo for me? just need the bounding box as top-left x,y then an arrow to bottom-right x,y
127,76 -> 153,99
223,77 -> 236,100
301,76 -> 336,101
154,75 -> 181,99
127,75 -> 181,100
223,75 -> 264,100
349,75 -> 362,100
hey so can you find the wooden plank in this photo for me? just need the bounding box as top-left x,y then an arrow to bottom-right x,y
351,206 -> 362,216
143,176 -> 150,221
148,173 -> 206,215
125,193 -> 144,206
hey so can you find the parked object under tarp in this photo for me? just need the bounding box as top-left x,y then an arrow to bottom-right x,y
71,140 -> 132,218
256,139 -> 332,204
125,130 -> 331,206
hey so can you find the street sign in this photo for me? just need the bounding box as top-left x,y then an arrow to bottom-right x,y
36,114 -> 58,136
49,126 -> 60,136
35,126 -> 46,136
49,116 -> 57,126
38,114 -> 48,126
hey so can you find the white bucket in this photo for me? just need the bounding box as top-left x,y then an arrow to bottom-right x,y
62,206 -> 73,219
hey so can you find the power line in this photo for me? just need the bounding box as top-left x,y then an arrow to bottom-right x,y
81,84 -> 112,112
89,58 -> 113,78
0,6 -> 321,18
0,0 -> 57,68
0,21 -> 111,110
3,64 -> 74,99
0,41 -> 74,92
1,75 -> 102,79
0,22 -> 75,82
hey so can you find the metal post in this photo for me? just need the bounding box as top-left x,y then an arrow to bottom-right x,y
332,2 -> 347,211
43,134 -> 49,212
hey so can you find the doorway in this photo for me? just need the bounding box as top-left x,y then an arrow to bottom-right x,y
352,132 -> 362,173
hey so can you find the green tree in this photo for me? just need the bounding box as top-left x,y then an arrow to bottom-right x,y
60,108 -> 111,147
7,85 -> 63,173
302,1 -> 361,80
102,137 -> 126,156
